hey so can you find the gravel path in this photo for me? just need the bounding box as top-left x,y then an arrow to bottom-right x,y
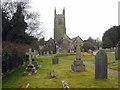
60,59 -> 119,76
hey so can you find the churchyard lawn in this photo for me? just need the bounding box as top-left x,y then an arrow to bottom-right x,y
3,52 -> 118,88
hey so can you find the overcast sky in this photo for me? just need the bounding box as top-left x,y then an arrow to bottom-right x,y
30,0 -> 119,41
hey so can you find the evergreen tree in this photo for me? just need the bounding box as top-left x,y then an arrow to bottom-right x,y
102,26 -> 120,48
7,4 -> 27,43
2,11 -> 11,40
102,37 -> 113,49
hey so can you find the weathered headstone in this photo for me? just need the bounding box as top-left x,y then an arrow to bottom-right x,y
24,48 -> 37,75
93,51 -> 98,56
47,51 -> 49,55
50,70 -> 56,78
51,51 -> 53,54
115,43 -> 120,60
115,47 -> 118,60
21,83 -> 30,88
62,80 -> 70,89
95,50 -> 108,79
52,57 -> 59,64
71,36 -> 85,72
88,49 -> 92,53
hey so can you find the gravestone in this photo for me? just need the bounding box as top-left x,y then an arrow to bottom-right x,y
24,48 -> 37,75
93,51 -> 98,56
88,49 -> 92,53
52,57 -> 59,64
62,80 -> 70,89
32,50 -> 40,69
115,43 -> 120,60
95,50 -> 108,79
115,47 -> 118,60
50,70 -> 56,78
47,51 -> 49,55
71,36 -> 85,72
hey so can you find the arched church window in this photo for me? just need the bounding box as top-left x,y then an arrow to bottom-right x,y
58,18 -> 62,24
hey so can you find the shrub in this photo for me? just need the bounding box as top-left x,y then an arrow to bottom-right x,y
2,41 -> 30,76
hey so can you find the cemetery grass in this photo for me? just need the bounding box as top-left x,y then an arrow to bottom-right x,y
58,52 -> 119,71
2,54 -> 118,88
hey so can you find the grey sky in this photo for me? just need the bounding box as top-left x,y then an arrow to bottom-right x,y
30,0 -> 119,40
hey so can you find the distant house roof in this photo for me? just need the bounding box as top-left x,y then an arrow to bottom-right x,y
72,36 -> 83,43
45,38 -> 55,45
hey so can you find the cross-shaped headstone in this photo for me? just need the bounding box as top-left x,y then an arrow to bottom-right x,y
33,50 -> 38,60
26,48 -> 34,65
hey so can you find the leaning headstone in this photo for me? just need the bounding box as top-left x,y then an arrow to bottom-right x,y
71,36 -> 85,72
52,56 -> 59,64
50,70 -> 56,78
115,47 -> 118,60
95,50 -> 108,79
24,48 -> 37,75
115,43 -> 120,60
62,80 -> 70,89
32,50 -> 40,69
21,83 -> 30,88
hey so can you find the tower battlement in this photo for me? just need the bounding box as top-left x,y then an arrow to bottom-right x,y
54,8 -> 66,42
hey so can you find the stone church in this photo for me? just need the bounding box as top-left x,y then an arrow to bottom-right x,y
39,8 -> 83,54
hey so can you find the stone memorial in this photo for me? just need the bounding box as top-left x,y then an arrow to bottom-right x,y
93,51 -> 98,56
24,48 -> 37,75
50,70 -> 56,78
32,50 -> 40,69
52,56 -> 59,64
71,36 -> 85,72
115,47 -> 118,60
115,42 -> 120,60
47,51 -> 49,55
62,80 -> 70,89
95,50 -> 108,79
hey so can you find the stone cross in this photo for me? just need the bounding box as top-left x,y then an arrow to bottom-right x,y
95,50 -> 108,79
26,48 -> 34,65
76,37 -> 82,60
33,50 -> 37,60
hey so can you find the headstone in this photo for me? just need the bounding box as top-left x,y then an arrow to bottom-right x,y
115,43 -> 120,60
71,36 -> 85,72
50,70 -> 56,78
95,50 -> 108,79
47,51 -> 49,55
24,48 -> 37,75
51,51 -> 53,54
62,80 -> 70,89
88,49 -> 92,53
52,57 -> 59,64
21,83 -> 30,88
93,51 -> 98,56
32,50 -> 40,69
115,47 -> 118,60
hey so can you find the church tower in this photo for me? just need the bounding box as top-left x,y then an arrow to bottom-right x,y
54,8 -> 66,42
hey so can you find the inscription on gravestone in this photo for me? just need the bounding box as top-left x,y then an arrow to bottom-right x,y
95,50 -> 108,79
